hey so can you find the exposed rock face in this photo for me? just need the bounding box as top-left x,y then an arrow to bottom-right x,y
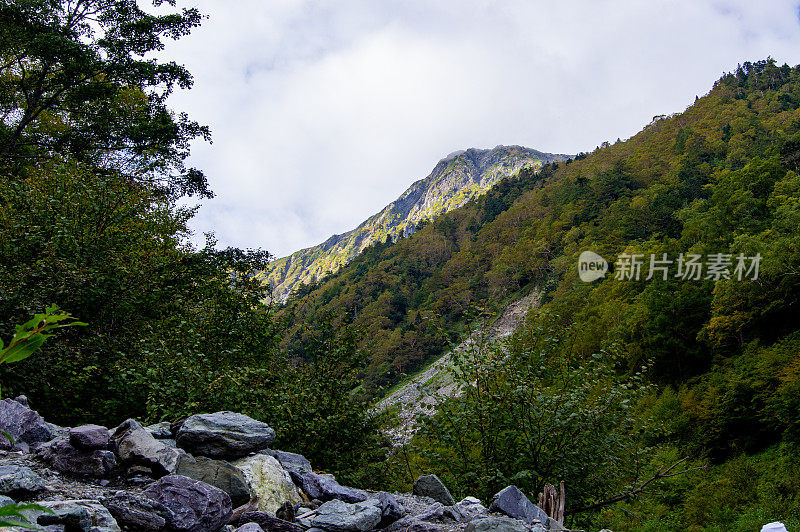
263,146 -> 571,302
177,453 -> 254,508
0,464 -> 45,496
0,397 -> 53,450
413,475 -> 455,506
301,471 -> 369,503
112,418 -> 184,476
69,424 -> 111,450
375,491 -> 405,527
176,411 -> 276,459
143,474 -> 233,532
311,498 -> 383,532
38,438 -> 117,477
489,485 -> 549,525
232,453 -> 301,513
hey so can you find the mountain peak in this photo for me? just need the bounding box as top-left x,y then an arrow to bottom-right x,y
260,145 -> 570,301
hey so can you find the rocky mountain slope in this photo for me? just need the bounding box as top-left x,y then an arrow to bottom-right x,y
260,146 -> 569,301
376,290 -> 542,446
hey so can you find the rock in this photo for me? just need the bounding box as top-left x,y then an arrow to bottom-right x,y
488,486 -> 549,525
145,422 -> 174,439
177,454 -> 254,508
237,524 -> 266,532
236,511 -> 305,532
275,501 -> 295,522
38,438 -> 117,477
143,474 -> 232,532
375,491 -> 404,527
465,516 -> 528,532
263,450 -> 312,482
311,499 -> 382,532
456,497 -> 488,520
412,475 -> 455,506
101,492 -> 175,531
414,502 -> 463,523
112,419 -> 184,476
0,464 -> 46,496
300,472 -> 368,503
36,500 -> 121,531
232,454 -> 301,514
546,517 -> 565,531
0,397 -> 53,450
69,425 -> 111,450
38,506 -> 93,531
0,494 -> 14,506
176,412 -> 276,459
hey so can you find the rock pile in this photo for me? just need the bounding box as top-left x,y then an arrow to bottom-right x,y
0,396 -> 577,532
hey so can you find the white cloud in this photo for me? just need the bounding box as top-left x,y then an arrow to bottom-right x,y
162,0 -> 800,256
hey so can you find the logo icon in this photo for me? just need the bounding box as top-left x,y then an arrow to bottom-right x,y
578,250 -> 608,282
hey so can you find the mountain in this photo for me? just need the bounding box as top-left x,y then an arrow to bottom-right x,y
260,145 -> 570,301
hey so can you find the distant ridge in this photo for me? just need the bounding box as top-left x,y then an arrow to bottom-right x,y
260,145 -> 570,301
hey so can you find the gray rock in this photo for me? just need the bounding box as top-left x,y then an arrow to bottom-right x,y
263,449 -> 313,482
235,511 -> 305,532
176,412 -> 276,459
145,422 -> 174,439
176,453 -> 254,508
546,517 -> 565,531
112,419 -> 184,476
35,500 -> 121,532
0,494 -> 14,506
465,516 -> 528,532
236,524 -> 265,532
311,499 -> 382,532
414,502 -> 463,523
0,397 -> 53,450
38,506 -> 93,531
70,425 -> 111,450
456,497 -> 488,519
0,464 -> 46,496
375,491 -> 404,527
488,486 -> 548,525
143,474 -> 232,532
301,472 -> 368,503
101,491 -> 175,531
412,475 -> 455,506
38,438 -> 117,477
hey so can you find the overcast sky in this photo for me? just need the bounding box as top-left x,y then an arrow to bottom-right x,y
162,0 -> 800,257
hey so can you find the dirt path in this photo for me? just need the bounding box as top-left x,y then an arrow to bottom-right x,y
376,289 -> 542,445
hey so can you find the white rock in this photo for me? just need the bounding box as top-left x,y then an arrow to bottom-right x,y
232,453 -> 302,514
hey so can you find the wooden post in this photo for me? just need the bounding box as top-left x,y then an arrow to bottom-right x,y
537,482 -> 565,525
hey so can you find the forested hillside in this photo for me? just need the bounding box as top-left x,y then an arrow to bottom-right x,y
282,59 -> 800,529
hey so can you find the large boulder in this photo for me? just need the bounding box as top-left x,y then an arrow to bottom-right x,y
412,475 -> 455,506
232,454 -> 300,514
0,465 -> 46,496
488,486 -> 549,525
143,474 -> 232,532
176,412 -> 276,459
464,516 -> 529,532
38,438 -> 117,477
300,472 -> 368,503
0,397 -> 52,450
235,511 -> 305,532
177,454 -> 254,508
112,419 -> 184,476
69,424 -> 111,450
310,499 -> 382,532
101,491 -> 175,531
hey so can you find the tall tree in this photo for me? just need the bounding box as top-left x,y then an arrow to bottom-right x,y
0,0 -> 210,197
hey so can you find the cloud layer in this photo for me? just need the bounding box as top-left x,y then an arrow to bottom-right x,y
162,0 -> 800,257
